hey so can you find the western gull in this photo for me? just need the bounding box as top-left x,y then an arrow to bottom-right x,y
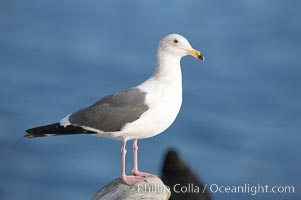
25,33 -> 204,185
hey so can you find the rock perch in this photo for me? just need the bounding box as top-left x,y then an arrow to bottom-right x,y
91,177 -> 171,200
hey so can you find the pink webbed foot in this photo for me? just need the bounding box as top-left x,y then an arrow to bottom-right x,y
131,139 -> 158,178
132,170 -> 158,178
121,174 -> 145,185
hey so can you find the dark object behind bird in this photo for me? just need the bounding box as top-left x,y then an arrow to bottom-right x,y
161,149 -> 212,200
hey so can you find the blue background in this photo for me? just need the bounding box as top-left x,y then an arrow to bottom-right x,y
0,0 -> 300,199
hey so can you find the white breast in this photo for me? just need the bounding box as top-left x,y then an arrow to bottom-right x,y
121,76 -> 182,140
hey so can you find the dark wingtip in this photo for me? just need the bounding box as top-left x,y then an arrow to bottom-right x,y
24,128 -> 35,138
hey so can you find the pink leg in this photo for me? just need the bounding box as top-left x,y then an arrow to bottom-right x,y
132,139 -> 157,178
121,140 -> 145,185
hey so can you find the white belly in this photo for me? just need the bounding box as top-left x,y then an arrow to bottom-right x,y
121,79 -> 182,140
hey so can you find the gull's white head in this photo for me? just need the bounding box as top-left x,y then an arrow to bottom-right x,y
158,34 -> 204,61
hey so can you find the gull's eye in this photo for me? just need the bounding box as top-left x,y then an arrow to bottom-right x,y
173,39 -> 178,43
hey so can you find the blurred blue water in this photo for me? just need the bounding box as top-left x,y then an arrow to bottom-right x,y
0,0 -> 300,199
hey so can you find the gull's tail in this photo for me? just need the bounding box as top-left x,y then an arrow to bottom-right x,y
24,123 -> 96,138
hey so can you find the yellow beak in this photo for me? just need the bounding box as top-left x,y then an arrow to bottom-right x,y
186,49 -> 204,61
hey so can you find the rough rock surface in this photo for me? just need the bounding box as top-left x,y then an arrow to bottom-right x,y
91,176 -> 171,200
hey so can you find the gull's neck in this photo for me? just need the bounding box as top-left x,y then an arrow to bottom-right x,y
152,52 -> 182,85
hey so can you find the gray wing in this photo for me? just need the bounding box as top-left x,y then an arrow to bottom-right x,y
68,88 -> 149,132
